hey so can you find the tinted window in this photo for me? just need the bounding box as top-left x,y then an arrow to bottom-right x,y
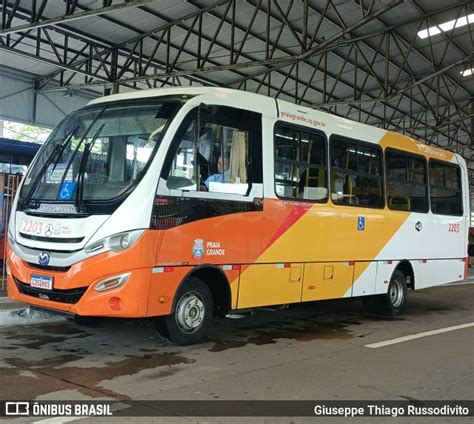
429,160 -> 463,216
386,150 -> 428,213
274,125 -> 327,201
330,137 -> 383,208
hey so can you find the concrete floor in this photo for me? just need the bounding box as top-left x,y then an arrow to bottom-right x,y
0,283 -> 473,423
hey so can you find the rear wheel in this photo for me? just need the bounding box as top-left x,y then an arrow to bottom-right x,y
155,277 -> 213,345
362,270 -> 407,316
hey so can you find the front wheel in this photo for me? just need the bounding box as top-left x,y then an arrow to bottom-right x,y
362,270 -> 407,316
155,277 -> 214,345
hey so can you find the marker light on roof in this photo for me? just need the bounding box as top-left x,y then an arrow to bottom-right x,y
417,14 -> 474,39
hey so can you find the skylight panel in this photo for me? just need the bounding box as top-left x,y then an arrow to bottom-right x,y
417,13 -> 474,39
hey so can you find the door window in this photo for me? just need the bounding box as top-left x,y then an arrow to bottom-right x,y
164,105 -> 262,197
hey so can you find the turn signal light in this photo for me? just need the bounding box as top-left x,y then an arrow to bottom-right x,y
95,273 -> 130,292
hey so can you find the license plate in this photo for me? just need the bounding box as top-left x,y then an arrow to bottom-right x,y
30,275 -> 53,290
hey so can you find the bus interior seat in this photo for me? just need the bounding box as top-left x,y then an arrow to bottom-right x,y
388,195 -> 411,211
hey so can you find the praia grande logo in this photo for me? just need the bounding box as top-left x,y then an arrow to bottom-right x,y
38,252 -> 50,266
192,238 -> 204,259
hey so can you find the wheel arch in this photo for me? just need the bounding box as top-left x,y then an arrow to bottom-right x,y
394,260 -> 415,289
174,264 -> 232,317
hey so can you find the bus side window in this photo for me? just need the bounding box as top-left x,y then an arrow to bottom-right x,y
329,136 -> 384,208
164,106 -> 262,197
386,149 -> 428,213
429,160 -> 463,216
274,125 -> 327,202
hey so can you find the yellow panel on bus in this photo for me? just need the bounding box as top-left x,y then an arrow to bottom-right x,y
302,262 -> 354,302
237,263 -> 303,309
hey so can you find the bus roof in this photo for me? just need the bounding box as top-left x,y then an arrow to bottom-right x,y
87,87 -> 458,163
87,86 -> 265,106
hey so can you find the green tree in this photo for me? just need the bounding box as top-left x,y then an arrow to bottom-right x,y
4,121 -> 51,143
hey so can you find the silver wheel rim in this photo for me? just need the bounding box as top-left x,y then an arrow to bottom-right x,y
389,279 -> 404,308
175,291 -> 206,334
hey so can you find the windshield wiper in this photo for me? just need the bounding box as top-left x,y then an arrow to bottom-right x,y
75,123 -> 105,210
22,127 -> 78,208
56,107 -> 106,202
47,125 -> 80,181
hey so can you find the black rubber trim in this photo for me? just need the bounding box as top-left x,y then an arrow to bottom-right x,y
30,305 -> 74,318
27,263 -> 71,272
20,233 -> 84,243
150,196 -> 263,230
14,276 -> 87,304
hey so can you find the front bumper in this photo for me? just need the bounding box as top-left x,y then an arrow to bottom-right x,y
6,236 -> 157,318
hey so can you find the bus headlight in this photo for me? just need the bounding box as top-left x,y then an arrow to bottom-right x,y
109,230 -> 143,252
85,230 -> 144,254
112,232 -> 131,250
95,273 -> 130,292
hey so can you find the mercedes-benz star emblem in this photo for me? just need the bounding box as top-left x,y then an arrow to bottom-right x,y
45,224 -> 54,238
38,252 -> 50,266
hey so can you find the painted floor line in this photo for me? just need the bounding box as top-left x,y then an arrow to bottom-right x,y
365,322 -> 474,349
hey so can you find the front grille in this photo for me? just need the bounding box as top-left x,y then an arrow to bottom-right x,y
27,263 -> 71,272
14,277 -> 87,304
20,233 -> 84,243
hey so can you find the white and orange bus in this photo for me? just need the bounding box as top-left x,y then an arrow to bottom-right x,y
6,87 -> 469,345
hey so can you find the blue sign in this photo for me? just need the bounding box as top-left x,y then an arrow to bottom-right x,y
58,181 -> 76,201
357,216 -> 365,231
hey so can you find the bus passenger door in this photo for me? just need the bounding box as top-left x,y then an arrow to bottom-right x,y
237,263 -> 303,309
302,262 -> 354,301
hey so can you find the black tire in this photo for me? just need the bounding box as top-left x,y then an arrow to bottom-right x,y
155,277 -> 213,345
154,316 -> 170,340
362,270 -> 407,316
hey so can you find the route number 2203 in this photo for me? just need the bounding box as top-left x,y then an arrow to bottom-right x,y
448,223 -> 460,233
21,220 -> 43,235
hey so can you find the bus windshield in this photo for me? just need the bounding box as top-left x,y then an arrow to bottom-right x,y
19,100 -> 181,210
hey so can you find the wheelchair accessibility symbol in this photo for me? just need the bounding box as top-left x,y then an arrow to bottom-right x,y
357,216 -> 365,231
58,181 -> 76,201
